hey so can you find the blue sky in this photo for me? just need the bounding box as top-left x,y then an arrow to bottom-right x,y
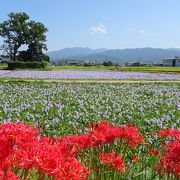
0,0 -> 180,51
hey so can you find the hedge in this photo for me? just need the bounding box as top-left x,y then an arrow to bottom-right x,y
7,61 -> 48,70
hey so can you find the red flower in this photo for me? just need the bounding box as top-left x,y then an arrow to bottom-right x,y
157,129 -> 180,178
118,125 -> 143,147
157,142 -> 180,177
0,121 -> 142,179
0,122 -> 39,171
99,152 -> 124,173
148,147 -> 160,156
131,154 -> 140,163
157,129 -> 180,142
0,171 -> 18,180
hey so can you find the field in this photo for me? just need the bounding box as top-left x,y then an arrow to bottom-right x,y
0,80 -> 179,179
0,81 -> 179,135
0,69 -> 180,80
48,66 -> 180,73
1,64 -> 180,73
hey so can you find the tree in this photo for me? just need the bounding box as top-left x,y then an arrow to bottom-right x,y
0,12 -> 29,61
25,21 -> 48,61
0,12 -> 49,61
103,61 -> 113,66
18,50 -> 49,62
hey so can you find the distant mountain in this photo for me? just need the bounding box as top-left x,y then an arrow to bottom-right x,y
47,47 -> 107,59
47,47 -> 180,64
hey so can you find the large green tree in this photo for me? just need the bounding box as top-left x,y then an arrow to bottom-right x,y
26,21 -> 48,61
0,12 -> 48,61
0,12 -> 29,60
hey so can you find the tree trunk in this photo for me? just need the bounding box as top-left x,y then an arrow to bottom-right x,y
13,51 -> 16,61
13,44 -> 20,61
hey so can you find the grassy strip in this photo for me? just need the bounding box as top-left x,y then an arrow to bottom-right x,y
1,64 -> 180,73
46,65 -> 114,71
0,78 -> 180,84
119,66 -> 180,73
48,66 -> 180,73
0,64 -> 8,69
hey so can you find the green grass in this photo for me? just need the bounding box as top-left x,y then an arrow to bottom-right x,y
0,64 -> 8,69
119,66 -> 180,73
47,65 -> 180,73
46,65 -> 115,71
1,63 -> 180,73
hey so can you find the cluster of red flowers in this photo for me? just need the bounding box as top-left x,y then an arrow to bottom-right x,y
148,147 -> 160,156
0,120 -> 143,179
0,121 -> 179,179
99,152 -> 124,173
157,129 -> 180,178
0,122 -> 87,180
63,120 -> 143,150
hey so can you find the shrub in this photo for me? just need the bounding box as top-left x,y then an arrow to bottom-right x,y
103,61 -> 113,66
7,61 -> 48,70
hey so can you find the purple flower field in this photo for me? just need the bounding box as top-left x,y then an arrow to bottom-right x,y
1,70 -> 180,80
0,70 -> 11,76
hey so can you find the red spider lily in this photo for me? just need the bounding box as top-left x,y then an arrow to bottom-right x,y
81,121 -> 142,148
0,137 -> 12,169
99,152 -> 124,173
1,121 -> 179,179
0,122 -> 38,171
131,154 -> 140,163
157,129 -> 180,177
157,142 -> 180,178
0,122 -> 38,144
0,171 -> 18,180
0,122 -> 88,179
157,129 -> 180,142
55,158 -> 88,180
34,143 -> 88,179
148,147 -> 160,156
92,121 -> 143,147
118,125 -> 143,147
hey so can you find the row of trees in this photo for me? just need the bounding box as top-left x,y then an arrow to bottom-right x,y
0,12 -> 49,62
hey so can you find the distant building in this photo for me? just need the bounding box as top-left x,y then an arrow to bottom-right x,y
83,60 -> 96,66
57,60 -> 79,66
162,57 -> 180,67
0,55 -> 10,63
125,62 -> 141,66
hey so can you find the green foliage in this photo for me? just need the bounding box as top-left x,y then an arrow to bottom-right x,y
0,12 -> 29,60
18,51 -> 50,62
25,21 -> 48,61
7,61 -> 48,69
103,61 -> 113,66
119,66 -> 180,73
83,62 -> 94,67
0,12 -> 48,61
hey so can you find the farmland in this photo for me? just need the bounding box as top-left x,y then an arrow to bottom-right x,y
0,81 -> 179,136
0,69 -> 179,180
47,65 -> 180,73
1,2 -> 180,179
1,64 -> 180,73
0,80 -> 179,179
0,69 -> 180,80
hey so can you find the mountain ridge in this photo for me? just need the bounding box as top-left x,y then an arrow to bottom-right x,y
47,47 -> 180,64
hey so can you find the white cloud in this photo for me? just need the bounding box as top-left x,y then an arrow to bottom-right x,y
174,45 -> 180,49
126,27 -> 145,35
139,29 -> 145,34
126,27 -> 133,32
90,24 -> 107,35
